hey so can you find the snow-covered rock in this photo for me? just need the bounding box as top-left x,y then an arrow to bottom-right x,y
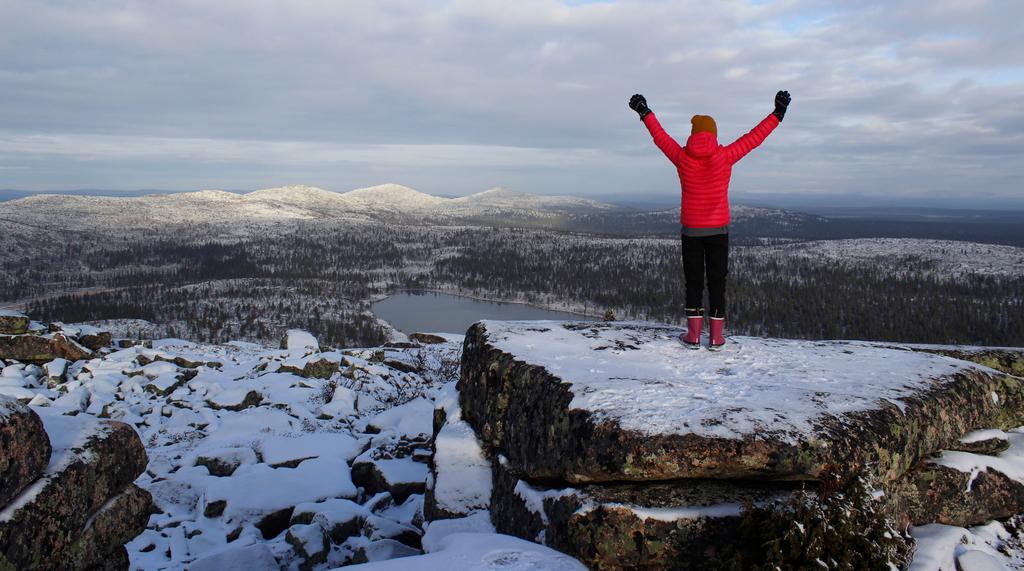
461,320 -> 1018,484
281,329 -> 320,353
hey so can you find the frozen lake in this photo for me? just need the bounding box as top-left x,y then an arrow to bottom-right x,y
371,291 -> 594,335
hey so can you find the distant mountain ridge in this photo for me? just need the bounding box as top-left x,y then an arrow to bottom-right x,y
0,183 -> 826,237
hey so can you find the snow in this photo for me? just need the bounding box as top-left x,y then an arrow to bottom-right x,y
482,320 -> 980,441
431,415 -> 492,516
616,503 -> 745,521
282,329 -> 320,353
421,513 -> 495,553
190,543 -> 280,571
960,429 -> 1009,444
361,397 -> 434,437
910,523 -> 1016,571
342,532 -> 588,570
259,432 -> 363,466
322,385 -> 358,417
0,309 -> 27,318
203,458 -> 357,522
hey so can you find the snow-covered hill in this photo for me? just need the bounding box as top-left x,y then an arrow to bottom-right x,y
0,183 -> 635,233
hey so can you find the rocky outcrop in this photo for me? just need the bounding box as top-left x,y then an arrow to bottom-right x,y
459,322 -> 1024,484
490,455 -> 796,570
0,410 -> 153,570
0,397 -> 51,507
450,320 -> 1024,570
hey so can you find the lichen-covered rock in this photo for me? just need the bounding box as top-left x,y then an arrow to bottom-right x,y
0,334 -> 56,363
53,484 -> 154,570
887,459 -> 1024,527
0,396 -> 51,507
302,358 -> 340,379
948,437 -> 1010,455
459,321 -> 1024,484
0,332 -> 95,364
490,455 -> 795,570
0,414 -> 150,570
0,312 -> 30,335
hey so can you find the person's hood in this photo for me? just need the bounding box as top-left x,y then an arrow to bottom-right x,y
685,131 -> 718,159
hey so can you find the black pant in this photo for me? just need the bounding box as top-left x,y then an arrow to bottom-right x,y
680,232 -> 729,318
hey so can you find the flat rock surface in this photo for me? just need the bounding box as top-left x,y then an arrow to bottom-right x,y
460,321 -> 1024,482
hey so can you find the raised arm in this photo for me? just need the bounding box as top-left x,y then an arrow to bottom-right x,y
722,90 -> 789,165
629,93 -> 684,165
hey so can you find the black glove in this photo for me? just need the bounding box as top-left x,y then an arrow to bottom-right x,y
773,90 -> 791,122
629,94 -> 651,120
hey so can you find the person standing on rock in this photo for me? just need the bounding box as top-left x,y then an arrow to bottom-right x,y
629,90 -> 790,350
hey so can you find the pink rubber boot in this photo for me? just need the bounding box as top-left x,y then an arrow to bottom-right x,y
709,317 -> 726,350
679,315 -> 703,349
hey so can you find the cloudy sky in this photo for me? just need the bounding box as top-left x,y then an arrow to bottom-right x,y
1,0 -> 1022,207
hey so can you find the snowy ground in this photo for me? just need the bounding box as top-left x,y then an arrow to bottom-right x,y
0,326 -> 582,570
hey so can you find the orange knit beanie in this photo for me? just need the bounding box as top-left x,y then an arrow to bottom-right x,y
691,115 -> 717,136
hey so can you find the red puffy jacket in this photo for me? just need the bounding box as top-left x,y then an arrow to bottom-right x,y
643,112 -> 779,228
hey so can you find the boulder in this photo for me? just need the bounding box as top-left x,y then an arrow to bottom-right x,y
50,333 -> 95,362
0,311 -> 30,335
459,321 -> 1024,484
410,332 -> 447,345
53,484 -> 154,570
0,413 -> 150,570
281,329 -> 319,353
286,523 -> 329,570
78,330 -> 113,352
206,388 -> 262,411
888,455 -> 1024,527
290,498 -> 368,543
0,334 -> 56,363
195,447 -> 258,477
0,397 -> 51,507
302,358 -> 340,379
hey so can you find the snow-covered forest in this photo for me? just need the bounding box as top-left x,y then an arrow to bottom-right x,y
6,221 -> 1022,347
